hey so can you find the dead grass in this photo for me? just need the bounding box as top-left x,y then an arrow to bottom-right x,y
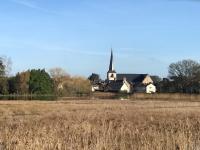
0,100 -> 200,149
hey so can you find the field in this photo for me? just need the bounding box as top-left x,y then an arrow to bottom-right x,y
0,100 -> 200,149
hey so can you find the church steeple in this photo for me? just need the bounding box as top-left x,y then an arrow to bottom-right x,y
107,49 -> 117,81
109,49 -> 114,71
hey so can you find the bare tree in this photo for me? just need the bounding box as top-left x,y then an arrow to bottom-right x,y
169,59 -> 200,78
0,58 -> 5,77
0,56 -> 12,77
49,67 -> 69,79
168,59 -> 200,93
49,68 -> 70,94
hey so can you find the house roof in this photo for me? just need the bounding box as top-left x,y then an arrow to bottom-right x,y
117,74 -> 148,83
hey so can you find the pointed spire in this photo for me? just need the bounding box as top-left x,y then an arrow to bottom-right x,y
109,49 -> 114,71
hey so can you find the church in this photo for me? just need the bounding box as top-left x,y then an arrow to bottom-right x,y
91,50 -> 156,94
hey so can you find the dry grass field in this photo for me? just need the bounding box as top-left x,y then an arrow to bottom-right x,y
0,99 -> 200,149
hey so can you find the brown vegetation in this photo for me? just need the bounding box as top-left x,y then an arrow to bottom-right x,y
49,67 -> 91,96
130,93 -> 200,101
92,92 -> 200,102
0,100 -> 200,149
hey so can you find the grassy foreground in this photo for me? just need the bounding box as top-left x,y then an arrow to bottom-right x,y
0,100 -> 200,149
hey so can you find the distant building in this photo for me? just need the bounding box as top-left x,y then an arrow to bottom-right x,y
91,49 -> 156,93
105,77 -> 131,93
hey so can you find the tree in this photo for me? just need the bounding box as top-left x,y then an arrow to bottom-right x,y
168,59 -> 200,93
49,68 -> 70,95
0,58 -> 5,77
8,76 -> 17,94
49,67 -> 69,79
61,76 -> 91,96
88,73 -> 101,84
15,71 -> 30,94
29,69 -> 54,94
0,56 -> 12,77
0,77 -> 8,94
0,56 -> 11,94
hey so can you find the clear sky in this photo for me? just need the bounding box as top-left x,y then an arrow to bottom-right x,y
1,0 -> 200,79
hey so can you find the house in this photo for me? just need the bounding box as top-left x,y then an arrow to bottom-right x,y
91,82 -> 105,92
105,78 -> 131,93
104,50 -> 156,93
134,83 -> 156,93
88,73 -> 106,92
116,74 -> 156,93
146,83 -> 156,93
91,84 -> 100,92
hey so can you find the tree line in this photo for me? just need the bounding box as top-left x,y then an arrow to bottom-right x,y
1,56 -> 200,96
0,57 -> 91,96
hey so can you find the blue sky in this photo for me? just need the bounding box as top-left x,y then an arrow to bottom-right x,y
1,0 -> 200,79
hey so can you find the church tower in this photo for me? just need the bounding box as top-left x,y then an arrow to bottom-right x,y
107,49 -> 117,81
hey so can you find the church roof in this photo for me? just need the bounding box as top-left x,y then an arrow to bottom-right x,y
106,80 -> 124,92
117,74 -> 148,83
107,70 -> 116,73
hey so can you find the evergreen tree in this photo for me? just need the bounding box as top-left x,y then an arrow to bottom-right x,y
29,69 -> 54,94
0,77 -> 8,94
